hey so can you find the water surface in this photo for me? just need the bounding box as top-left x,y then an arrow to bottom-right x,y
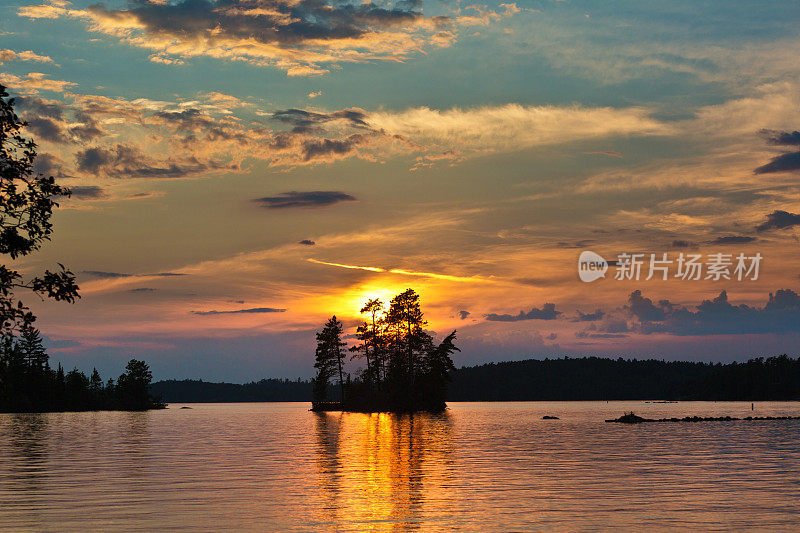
2,402 -> 799,531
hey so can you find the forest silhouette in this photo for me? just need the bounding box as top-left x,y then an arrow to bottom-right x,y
152,355 -> 800,403
311,289 -> 459,412
0,85 -> 162,413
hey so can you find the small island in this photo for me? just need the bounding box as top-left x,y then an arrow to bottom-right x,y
311,288 -> 458,413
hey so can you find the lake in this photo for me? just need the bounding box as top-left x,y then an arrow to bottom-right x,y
2,402 -> 800,531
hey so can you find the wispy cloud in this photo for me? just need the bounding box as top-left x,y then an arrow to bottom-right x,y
191,307 -> 287,315
254,191 -> 356,209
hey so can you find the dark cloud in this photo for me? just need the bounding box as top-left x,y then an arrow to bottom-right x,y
298,239 -> 316,246
69,185 -> 105,199
26,117 -> 67,143
760,129 -> 800,146
254,190 -> 356,209
754,151 -> 800,174
90,0 -> 427,45
73,0 -> 456,74
129,287 -> 157,293
82,270 -> 185,279
554,239 -> 595,249
458,310 -> 470,320
574,309 -> 605,321
626,289 -> 669,322
576,321 -> 628,339
756,210 -> 800,232
191,307 -> 287,315
68,117 -> 104,142
708,235 -> 756,245
76,143 -> 229,178
152,108 -> 248,143
485,303 -> 561,322
301,135 -> 366,161
671,240 -> 696,248
82,271 -> 129,279
625,289 -> 800,335
15,95 -> 65,120
272,108 -> 368,133
755,130 -> 800,174
33,153 -> 65,177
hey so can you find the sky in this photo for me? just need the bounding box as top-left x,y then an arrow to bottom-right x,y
2,0 -> 800,381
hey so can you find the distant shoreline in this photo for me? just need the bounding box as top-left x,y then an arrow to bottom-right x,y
150,354 -> 800,403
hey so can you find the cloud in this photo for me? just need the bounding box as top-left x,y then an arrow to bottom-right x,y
82,271 -> 130,279
82,271 -> 185,279
671,240 -> 696,248
69,185 -> 105,199
756,210 -> 800,232
626,290 -> 668,322
254,191 -> 356,209
458,310 -> 470,320
760,129 -> 800,146
298,239 -> 316,246
485,303 -> 561,322
365,104 -> 668,156
191,307 -> 287,315
0,49 -> 55,65
755,128 -> 800,174
18,0 -> 512,75
75,143 -> 231,178
625,289 -> 800,335
574,309 -> 605,321
271,108 -> 369,131
583,150 -> 622,158
0,72 -> 76,93
754,151 -> 800,174
129,287 -> 157,293
708,235 -> 756,245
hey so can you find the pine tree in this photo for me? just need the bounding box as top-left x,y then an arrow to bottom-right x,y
385,289 -> 427,386
89,368 -> 103,393
19,323 -> 47,372
313,316 -> 346,403
350,298 -> 386,388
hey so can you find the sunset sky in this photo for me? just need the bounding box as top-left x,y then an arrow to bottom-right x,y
2,0 -> 800,381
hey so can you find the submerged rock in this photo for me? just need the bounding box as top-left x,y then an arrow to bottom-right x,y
606,412 -> 800,423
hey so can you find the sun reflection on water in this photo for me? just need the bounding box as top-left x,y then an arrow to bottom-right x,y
313,411 -> 454,531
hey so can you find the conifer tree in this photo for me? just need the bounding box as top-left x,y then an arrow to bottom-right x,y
19,323 -> 47,371
313,316 -> 346,402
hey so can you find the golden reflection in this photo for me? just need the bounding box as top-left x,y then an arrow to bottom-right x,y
313,411 -> 454,531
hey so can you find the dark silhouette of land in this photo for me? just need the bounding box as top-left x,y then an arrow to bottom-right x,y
0,332 -> 165,412
0,87 -> 165,413
607,412 -> 800,423
151,378 -> 312,402
151,355 -> 800,403
310,289 -> 458,412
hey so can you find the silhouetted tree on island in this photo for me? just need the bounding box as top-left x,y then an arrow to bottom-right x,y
312,289 -> 459,412
0,84 -> 163,413
313,316 -> 347,403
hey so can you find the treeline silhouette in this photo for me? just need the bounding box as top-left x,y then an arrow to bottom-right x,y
150,378 -> 312,403
448,355 -> 800,401
0,324 -> 165,412
150,355 -> 800,403
312,289 -> 458,412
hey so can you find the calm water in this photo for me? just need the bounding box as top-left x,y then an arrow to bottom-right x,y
2,402 -> 800,531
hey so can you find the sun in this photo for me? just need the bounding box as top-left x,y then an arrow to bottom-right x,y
344,286 -> 402,318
